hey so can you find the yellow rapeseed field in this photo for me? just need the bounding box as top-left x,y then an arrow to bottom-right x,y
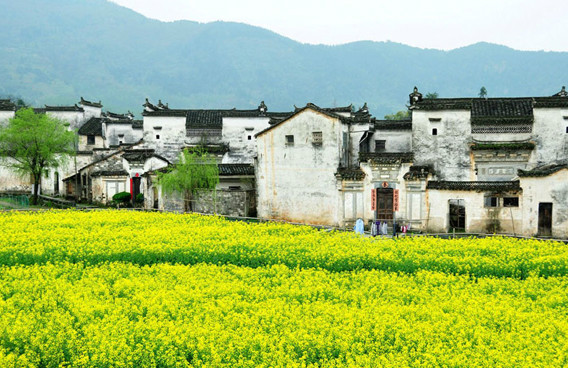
0,210 -> 566,367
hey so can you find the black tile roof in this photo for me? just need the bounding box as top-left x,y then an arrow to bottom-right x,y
122,149 -> 170,164
518,164 -> 568,177
78,117 -> 103,136
38,104 -> 84,113
105,119 -> 139,125
472,99 -> 533,117
79,97 -> 102,108
103,111 -> 134,120
144,107 -> 293,130
532,97 -> 568,108
427,180 -> 520,192
218,164 -> 255,176
414,93 -> 568,112
256,103 -> 351,138
359,152 -> 414,164
335,167 -> 366,181
90,170 -> 128,177
374,119 -> 412,130
0,99 -> 16,111
323,105 -> 353,113
404,165 -> 433,180
470,142 -> 535,151
413,98 -> 473,111
132,121 -> 143,130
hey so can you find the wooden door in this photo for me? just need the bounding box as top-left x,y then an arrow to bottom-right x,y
376,189 -> 394,222
538,203 -> 553,237
449,199 -> 466,231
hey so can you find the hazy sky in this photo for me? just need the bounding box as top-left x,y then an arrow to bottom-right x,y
110,0 -> 567,51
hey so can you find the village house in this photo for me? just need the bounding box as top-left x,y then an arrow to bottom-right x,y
1,88 -> 567,238
255,87 -> 568,238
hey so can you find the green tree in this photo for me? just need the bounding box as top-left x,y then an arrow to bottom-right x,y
384,110 -> 410,120
425,92 -> 439,99
156,148 -> 219,212
479,86 -> 488,98
0,108 -> 75,205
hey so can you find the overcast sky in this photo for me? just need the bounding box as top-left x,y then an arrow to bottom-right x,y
110,0 -> 567,52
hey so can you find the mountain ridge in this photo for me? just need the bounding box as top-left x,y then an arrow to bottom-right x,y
1,0 -> 566,117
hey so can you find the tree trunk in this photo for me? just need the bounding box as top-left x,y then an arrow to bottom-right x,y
31,173 -> 41,205
184,190 -> 193,213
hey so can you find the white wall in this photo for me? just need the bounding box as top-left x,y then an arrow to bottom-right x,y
46,111 -> 85,132
104,123 -> 143,147
256,109 -> 346,226
222,117 -> 271,163
412,110 -> 473,180
143,115 -> 187,162
520,170 -> 568,238
532,108 -> 568,165
0,111 -> 15,124
426,189 -> 522,234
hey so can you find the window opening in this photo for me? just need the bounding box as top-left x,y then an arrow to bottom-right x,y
375,140 -> 386,151
484,196 -> 499,207
285,135 -> 294,145
432,128 -> 438,136
503,197 -> 519,207
312,131 -> 323,145
87,135 -> 95,145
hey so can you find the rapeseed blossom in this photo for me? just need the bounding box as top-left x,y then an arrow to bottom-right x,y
0,210 -> 566,367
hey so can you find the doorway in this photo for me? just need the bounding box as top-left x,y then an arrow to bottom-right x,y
538,203 -> 553,237
449,199 -> 466,232
376,188 -> 394,223
132,177 -> 141,205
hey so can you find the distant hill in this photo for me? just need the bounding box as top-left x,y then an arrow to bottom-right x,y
1,0 -> 567,117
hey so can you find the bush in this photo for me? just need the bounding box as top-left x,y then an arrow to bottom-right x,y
135,193 -> 144,204
112,191 -> 131,204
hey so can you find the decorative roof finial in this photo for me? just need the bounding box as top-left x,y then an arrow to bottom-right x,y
409,86 -> 423,106
258,101 -> 267,114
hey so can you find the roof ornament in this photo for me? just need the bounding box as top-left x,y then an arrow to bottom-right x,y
409,86 -> 423,107
258,101 -> 267,114
143,98 -> 155,112
554,86 -> 568,97
359,102 -> 369,114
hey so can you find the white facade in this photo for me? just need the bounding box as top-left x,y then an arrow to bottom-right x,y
256,107 -> 349,226
222,117 -> 271,163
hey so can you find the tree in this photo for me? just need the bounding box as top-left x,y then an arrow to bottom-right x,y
425,92 -> 439,99
0,108 -> 75,205
384,110 -> 410,120
156,147 -> 219,212
0,95 -> 28,109
479,86 -> 488,98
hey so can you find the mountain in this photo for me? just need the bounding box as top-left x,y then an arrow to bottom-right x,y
1,0 -> 567,117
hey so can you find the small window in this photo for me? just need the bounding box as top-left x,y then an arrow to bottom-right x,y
285,135 -> 294,145
503,197 -> 519,207
119,141 -> 123,145
87,135 -> 95,145
432,128 -> 438,136
312,131 -> 323,145
248,135 -> 252,141
565,126 -> 568,133
429,118 -> 441,122
375,140 -> 386,151
484,196 -> 499,207
228,186 -> 241,190
156,135 -> 160,140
